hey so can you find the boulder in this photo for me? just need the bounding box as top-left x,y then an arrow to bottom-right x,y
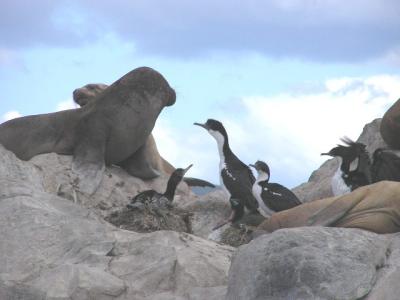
0,145 -> 234,299
226,227 -> 391,300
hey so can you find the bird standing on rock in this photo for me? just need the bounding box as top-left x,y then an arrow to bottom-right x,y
194,119 -> 259,229
322,138 -> 372,195
250,160 -> 301,217
127,164 -> 193,210
323,137 -> 400,196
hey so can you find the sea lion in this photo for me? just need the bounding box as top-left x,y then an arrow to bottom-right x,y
381,98 -> 400,149
257,181 -> 400,234
0,67 -> 176,194
72,82 -> 175,177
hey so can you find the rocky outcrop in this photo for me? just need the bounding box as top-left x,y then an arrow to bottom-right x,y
226,227 -> 400,300
0,144 -> 234,299
293,118 -> 388,202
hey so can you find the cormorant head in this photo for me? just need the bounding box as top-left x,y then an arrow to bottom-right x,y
194,119 -> 229,144
322,137 -> 370,177
164,164 -> 193,201
321,137 -> 367,161
321,145 -> 348,158
172,164 -> 193,181
249,160 -> 270,180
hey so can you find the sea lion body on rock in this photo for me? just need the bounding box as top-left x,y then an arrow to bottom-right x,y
72,82 -> 175,177
258,181 -> 400,234
381,98 -> 400,149
0,67 -> 176,194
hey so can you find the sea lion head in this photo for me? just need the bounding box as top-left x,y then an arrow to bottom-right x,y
125,67 -> 176,107
73,83 -> 109,107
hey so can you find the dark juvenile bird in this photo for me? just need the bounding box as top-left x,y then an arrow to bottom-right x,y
322,137 -> 372,195
127,164 -> 193,209
250,160 -> 301,217
371,148 -> 400,183
194,119 -> 259,229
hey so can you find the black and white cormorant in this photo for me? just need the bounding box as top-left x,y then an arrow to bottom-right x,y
194,119 -> 259,229
127,164 -> 193,209
322,137 -> 372,196
322,137 -> 400,196
249,160 -> 301,217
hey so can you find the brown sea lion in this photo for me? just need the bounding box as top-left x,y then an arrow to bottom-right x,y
0,67 -> 176,194
381,98 -> 400,149
72,82 -> 175,177
258,181 -> 400,234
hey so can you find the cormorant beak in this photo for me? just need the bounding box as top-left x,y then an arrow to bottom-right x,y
321,152 -> 332,157
183,164 -> 193,175
194,122 -> 208,130
249,164 -> 256,169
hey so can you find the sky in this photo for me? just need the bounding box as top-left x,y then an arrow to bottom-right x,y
1,1 -> 400,187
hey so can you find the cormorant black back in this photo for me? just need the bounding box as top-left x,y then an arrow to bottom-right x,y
127,164 -> 193,209
250,160 -> 301,217
194,119 -> 259,229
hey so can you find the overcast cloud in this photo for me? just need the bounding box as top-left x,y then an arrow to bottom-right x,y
1,0 -> 400,62
154,74 -> 400,186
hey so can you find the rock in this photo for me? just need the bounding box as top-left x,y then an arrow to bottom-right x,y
0,145 -> 234,299
292,118 -> 388,202
29,153 -> 191,219
292,158 -> 338,203
380,98 -> 400,149
182,189 -> 231,239
226,227 -> 390,300
366,233 -> 400,300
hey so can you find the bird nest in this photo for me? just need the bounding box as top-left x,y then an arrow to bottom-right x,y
105,202 -> 193,234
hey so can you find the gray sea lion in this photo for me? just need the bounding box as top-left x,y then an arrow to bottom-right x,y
0,67 -> 176,194
381,98 -> 400,149
72,82 -> 175,177
257,181 -> 400,234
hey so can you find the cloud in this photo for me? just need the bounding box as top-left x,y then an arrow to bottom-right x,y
154,74 -> 400,188
1,1 -> 400,62
2,110 -> 22,122
56,99 -> 78,111
153,118 -> 221,184
0,48 -> 22,67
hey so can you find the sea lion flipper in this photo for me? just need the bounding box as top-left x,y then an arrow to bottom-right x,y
118,138 -> 161,179
307,199 -> 352,226
307,189 -> 366,226
72,137 -> 106,195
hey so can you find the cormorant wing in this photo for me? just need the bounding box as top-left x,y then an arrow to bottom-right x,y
183,177 -> 216,188
221,166 -> 259,211
260,182 -> 301,212
130,190 -> 158,204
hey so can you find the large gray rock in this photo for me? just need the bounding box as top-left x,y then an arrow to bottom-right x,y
293,118 -> 388,202
226,227 -> 391,300
366,233 -> 400,300
0,145 -> 234,299
182,189 -> 231,239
